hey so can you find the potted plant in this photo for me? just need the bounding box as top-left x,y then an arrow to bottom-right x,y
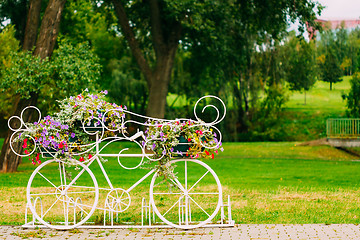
16,89 -> 126,165
143,119 -> 223,179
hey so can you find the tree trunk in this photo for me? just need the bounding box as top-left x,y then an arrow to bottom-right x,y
0,93 -> 38,172
34,0 -> 66,59
112,0 -> 181,119
0,0 -> 66,172
330,81 -> 332,90
23,0 -> 42,51
146,49 -> 177,118
304,90 -> 307,105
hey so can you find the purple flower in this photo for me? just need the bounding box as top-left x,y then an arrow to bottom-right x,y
34,122 -> 38,125
152,143 -> 156,150
162,149 -> 166,155
71,133 -> 75,138
56,132 -> 60,138
159,132 -> 164,137
214,132 -> 217,137
170,148 -> 174,152
104,90 -> 108,95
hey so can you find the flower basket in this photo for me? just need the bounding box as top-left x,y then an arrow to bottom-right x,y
15,90 -> 126,165
40,147 -> 58,158
173,136 -> 190,153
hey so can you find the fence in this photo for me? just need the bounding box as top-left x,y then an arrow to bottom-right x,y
326,118 -> 360,139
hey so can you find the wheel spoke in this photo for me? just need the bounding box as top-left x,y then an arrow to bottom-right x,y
185,160 -> 188,191
41,197 -> 60,219
170,178 -> 186,193
30,192 -> 60,196
162,196 -> 183,217
188,192 -> 219,195
62,162 -> 67,187
37,172 -> 58,189
59,162 -> 64,190
188,195 -> 210,217
64,190 -> 97,195
188,170 -> 209,192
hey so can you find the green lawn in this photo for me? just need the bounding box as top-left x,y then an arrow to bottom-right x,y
285,76 -> 350,113
1,141 -> 360,225
275,76 -> 351,141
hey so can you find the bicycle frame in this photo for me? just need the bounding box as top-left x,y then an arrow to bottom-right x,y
9,95 -> 234,229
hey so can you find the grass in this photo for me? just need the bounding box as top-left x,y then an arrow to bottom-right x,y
1,141 -> 360,225
285,77 -> 350,113
273,76 -> 352,141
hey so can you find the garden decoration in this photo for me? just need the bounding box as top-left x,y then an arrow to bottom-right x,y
9,90 -> 234,230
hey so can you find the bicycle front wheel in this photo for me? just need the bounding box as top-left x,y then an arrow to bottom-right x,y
149,159 -> 222,229
27,159 -> 99,229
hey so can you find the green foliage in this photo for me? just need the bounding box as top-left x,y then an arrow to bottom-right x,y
0,51 -> 51,99
0,25 -> 20,117
343,72 -> 360,117
247,86 -> 289,141
318,47 -> 343,90
285,34 -> 317,94
108,57 -> 148,114
0,25 -> 19,72
0,38 -> 101,115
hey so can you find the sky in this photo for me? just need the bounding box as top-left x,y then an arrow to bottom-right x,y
317,0 -> 360,20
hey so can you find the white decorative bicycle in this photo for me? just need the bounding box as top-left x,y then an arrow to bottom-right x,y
9,95 -> 234,229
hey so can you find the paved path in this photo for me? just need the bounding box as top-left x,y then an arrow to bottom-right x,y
1,224 -> 360,239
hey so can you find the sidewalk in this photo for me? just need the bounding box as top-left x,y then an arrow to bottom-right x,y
1,224 -> 360,239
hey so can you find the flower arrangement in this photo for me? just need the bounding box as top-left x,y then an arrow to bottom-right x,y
16,89 -> 126,165
143,119 -> 223,178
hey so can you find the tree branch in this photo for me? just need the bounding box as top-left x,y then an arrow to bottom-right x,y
112,0 -> 153,84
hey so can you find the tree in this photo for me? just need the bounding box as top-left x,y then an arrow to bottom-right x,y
109,0 -> 322,119
286,34 -> 317,104
343,72 -> 360,117
318,47 -> 343,90
0,0 -> 67,172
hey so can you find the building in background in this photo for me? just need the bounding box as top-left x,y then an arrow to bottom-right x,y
307,19 -> 360,39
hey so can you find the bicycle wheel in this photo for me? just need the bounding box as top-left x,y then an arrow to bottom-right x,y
26,159 -> 99,229
150,159 -> 222,229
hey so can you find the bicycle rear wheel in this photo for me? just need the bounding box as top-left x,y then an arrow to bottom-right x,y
27,159 -> 99,229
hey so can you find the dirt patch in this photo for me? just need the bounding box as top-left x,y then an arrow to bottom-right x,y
297,138 -> 330,146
